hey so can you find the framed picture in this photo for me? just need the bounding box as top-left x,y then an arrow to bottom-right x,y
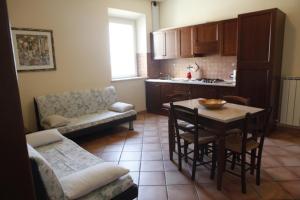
11,28 -> 56,72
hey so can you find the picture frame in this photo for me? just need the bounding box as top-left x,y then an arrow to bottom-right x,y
11,28 -> 56,72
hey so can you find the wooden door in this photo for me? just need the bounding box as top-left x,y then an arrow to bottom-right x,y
237,69 -> 270,107
192,22 -> 219,55
179,27 -> 193,58
165,29 -> 179,59
0,0 -> 36,199
152,31 -> 166,60
146,82 -> 161,112
220,19 -> 237,56
237,10 -> 274,69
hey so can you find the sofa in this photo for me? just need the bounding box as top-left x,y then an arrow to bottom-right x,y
34,86 -> 137,138
26,129 -> 138,200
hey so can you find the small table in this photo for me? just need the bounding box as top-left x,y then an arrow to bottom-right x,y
163,98 -> 264,190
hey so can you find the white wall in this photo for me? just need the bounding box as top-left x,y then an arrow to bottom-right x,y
159,0 -> 300,77
7,0 -> 152,130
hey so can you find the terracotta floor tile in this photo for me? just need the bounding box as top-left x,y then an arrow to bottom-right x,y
261,155 -> 282,168
276,156 -> 300,167
163,160 -> 178,171
165,171 -> 192,185
129,171 -> 140,185
144,130 -> 159,136
142,151 -> 163,161
222,182 -> 260,200
142,143 -> 162,151
143,136 -> 160,144
195,183 -> 230,200
138,186 -> 167,200
141,161 -> 164,171
283,145 -> 300,154
119,161 -> 140,172
100,152 -> 121,161
194,169 -> 215,184
139,172 -> 166,185
264,167 -> 299,181
123,144 -> 142,151
160,137 -> 169,144
125,137 -> 143,144
279,181 -> 300,199
252,181 -> 293,199
167,185 -> 198,200
102,144 -> 123,152
120,151 -> 141,161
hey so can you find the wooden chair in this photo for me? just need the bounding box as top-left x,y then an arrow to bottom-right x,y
225,107 -> 272,193
223,95 -> 250,106
170,102 -> 217,180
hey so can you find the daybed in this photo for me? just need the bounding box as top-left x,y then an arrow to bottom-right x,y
26,129 -> 138,200
34,86 -> 136,138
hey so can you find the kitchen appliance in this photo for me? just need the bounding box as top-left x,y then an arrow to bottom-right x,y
197,78 -> 225,83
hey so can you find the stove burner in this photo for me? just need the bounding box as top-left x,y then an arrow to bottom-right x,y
197,78 -> 224,83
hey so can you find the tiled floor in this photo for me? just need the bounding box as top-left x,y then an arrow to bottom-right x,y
77,112 -> 300,200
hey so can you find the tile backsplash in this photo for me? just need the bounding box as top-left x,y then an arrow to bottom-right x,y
159,56 -> 237,80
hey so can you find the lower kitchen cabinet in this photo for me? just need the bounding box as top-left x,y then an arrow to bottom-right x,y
145,81 -> 236,114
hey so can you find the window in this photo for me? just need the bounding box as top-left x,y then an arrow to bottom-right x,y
109,18 -> 137,79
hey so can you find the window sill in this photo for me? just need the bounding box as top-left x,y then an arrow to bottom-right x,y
111,76 -> 147,82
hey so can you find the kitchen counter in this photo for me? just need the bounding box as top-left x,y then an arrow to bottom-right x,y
145,78 -> 236,87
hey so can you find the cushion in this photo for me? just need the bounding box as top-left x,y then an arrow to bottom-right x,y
59,163 -> 129,199
26,129 -> 63,148
108,102 -> 134,113
27,145 -> 65,199
42,114 -> 71,128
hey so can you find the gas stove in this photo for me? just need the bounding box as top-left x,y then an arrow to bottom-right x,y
197,78 -> 225,83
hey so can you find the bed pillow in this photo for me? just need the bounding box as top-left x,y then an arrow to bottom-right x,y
60,163 -> 129,199
42,114 -> 71,128
108,102 -> 134,113
26,129 -> 64,148
27,144 -> 65,200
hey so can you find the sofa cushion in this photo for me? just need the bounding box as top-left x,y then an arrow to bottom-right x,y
26,129 -> 64,148
27,145 -> 65,200
58,110 -> 137,135
60,163 -> 129,199
35,136 -> 134,200
109,102 -> 134,113
42,114 -> 71,128
35,86 -> 118,123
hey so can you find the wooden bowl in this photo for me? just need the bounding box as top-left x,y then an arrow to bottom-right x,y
199,99 -> 227,109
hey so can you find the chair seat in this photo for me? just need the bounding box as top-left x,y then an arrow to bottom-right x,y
179,130 -> 216,144
225,134 -> 259,153
178,120 -> 194,129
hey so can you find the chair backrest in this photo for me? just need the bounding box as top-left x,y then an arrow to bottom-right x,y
240,107 -> 272,153
223,95 -> 250,106
170,102 -> 199,145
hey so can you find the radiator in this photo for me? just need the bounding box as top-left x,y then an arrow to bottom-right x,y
280,77 -> 300,127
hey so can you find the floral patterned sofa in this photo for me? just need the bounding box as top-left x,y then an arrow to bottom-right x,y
26,129 -> 138,200
34,86 -> 137,138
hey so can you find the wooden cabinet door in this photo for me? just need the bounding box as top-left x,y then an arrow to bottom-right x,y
217,87 -> 237,98
146,82 -> 161,112
237,69 -> 270,107
220,19 -> 237,56
191,85 -> 218,99
237,10 -> 274,68
193,22 -> 219,55
179,27 -> 193,58
165,29 -> 179,59
152,31 -> 166,60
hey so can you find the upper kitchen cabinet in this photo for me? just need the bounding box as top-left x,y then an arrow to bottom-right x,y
152,29 -> 179,60
220,19 -> 237,56
237,9 -> 286,69
192,22 -> 220,55
179,26 -> 193,58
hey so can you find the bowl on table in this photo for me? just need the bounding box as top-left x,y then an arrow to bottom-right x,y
198,99 -> 227,109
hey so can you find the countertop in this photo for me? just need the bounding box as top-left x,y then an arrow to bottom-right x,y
145,78 -> 236,87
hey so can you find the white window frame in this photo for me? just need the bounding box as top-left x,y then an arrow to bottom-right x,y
109,17 -> 138,80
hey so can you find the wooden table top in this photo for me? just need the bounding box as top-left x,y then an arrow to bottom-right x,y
163,98 -> 264,123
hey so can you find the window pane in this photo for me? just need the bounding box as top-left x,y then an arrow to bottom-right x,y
109,21 -> 137,79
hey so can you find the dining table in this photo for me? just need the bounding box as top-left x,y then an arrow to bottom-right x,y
163,98 -> 264,190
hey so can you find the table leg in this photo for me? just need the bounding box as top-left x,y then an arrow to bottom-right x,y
217,134 -> 225,190
168,112 -> 175,161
